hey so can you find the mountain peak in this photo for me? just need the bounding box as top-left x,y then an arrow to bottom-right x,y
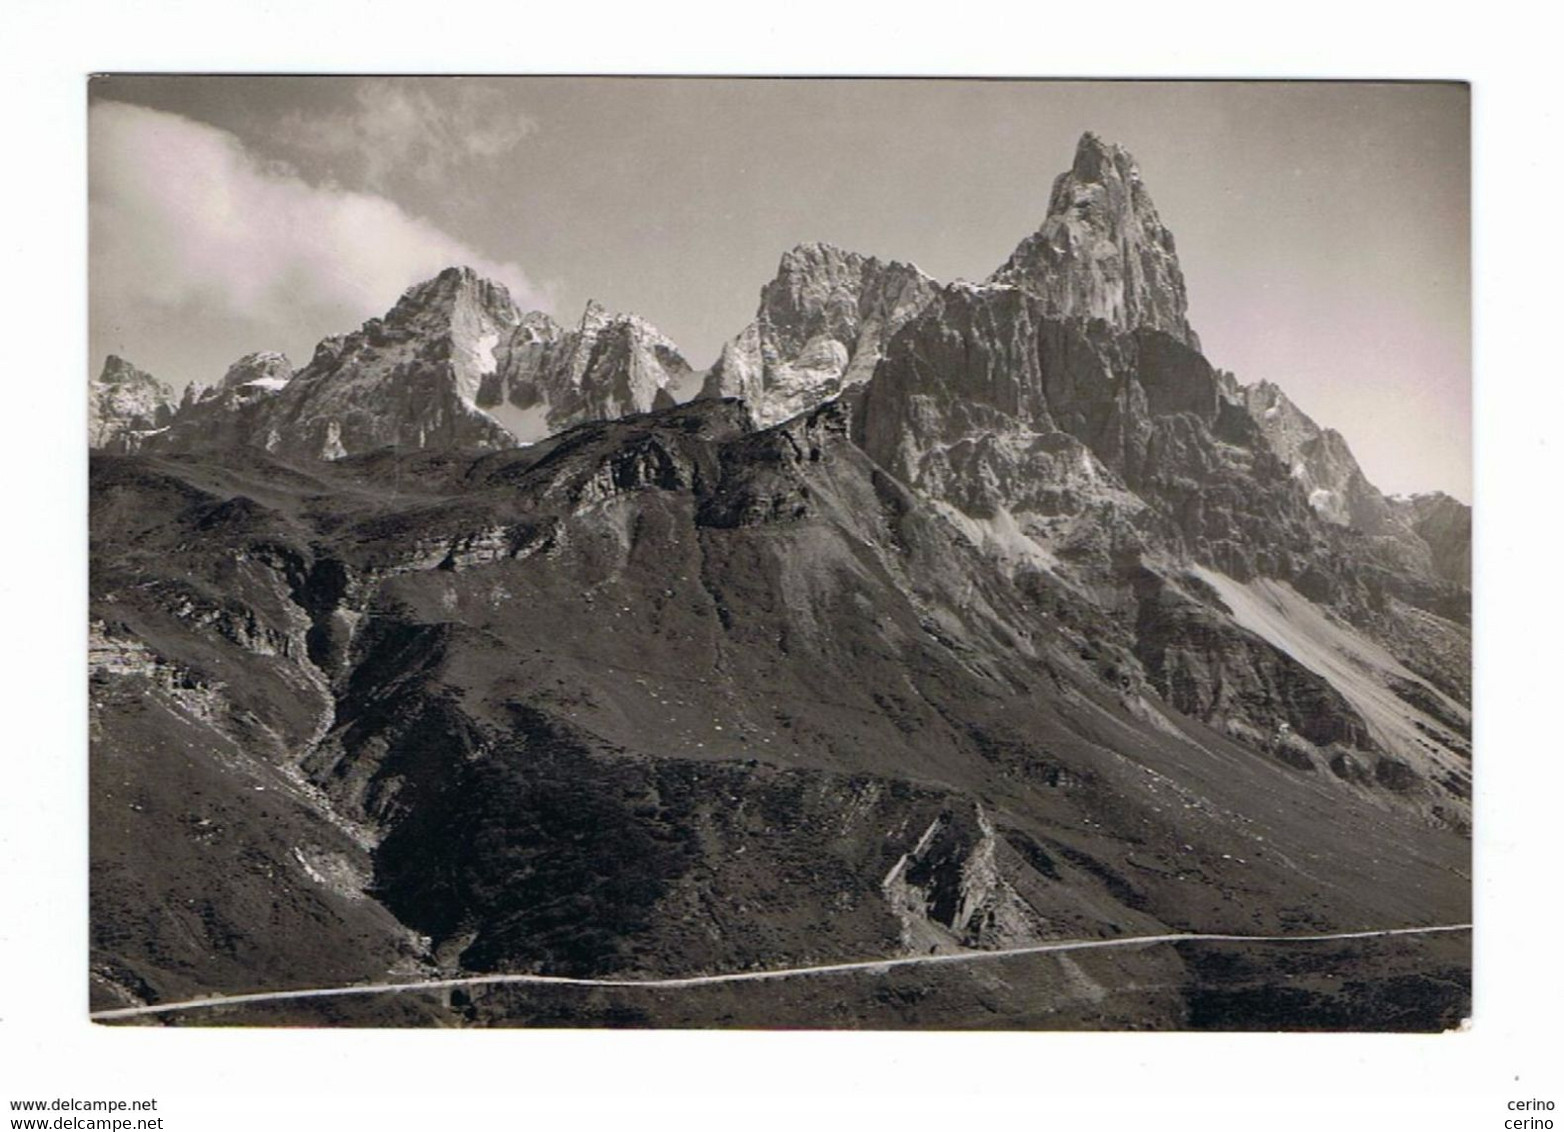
386,266 -> 522,331
99,354 -> 153,384
774,242 -> 933,287
700,241 -> 939,427
989,134 -> 1197,348
89,355 -> 175,451
488,299 -> 693,440
219,351 -> 294,392
1069,130 -> 1130,181
579,298 -> 612,332
778,242 -> 863,271
401,264 -> 481,299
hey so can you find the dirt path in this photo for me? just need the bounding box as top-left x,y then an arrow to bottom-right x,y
90,923 -> 1472,1021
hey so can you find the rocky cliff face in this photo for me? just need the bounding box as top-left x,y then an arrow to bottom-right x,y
854,136 -> 1469,816
89,131 -> 1470,1030
990,132 -> 1199,349
1392,492 -> 1472,587
700,243 -> 938,427
1242,380 -> 1396,534
260,266 -> 525,460
479,300 -> 692,440
89,355 -> 175,453
134,272 -> 694,461
90,392 -> 1470,1022
857,284 -> 1328,584
141,268 -> 523,460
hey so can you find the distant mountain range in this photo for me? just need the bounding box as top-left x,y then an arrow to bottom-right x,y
88,132 -> 1470,1030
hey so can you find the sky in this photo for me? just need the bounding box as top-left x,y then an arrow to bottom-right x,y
88,78 -> 1469,500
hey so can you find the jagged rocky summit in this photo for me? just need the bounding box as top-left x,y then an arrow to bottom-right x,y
696,133 -> 1197,434
1241,380 -> 1394,532
478,299 -> 692,439
137,267 -> 693,461
698,242 -> 938,427
88,355 -> 175,453
1391,491 -> 1472,588
198,351 -> 295,403
990,131 -> 1200,349
88,132 -> 1471,1029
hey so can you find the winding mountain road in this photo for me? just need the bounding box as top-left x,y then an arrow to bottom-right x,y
90,922 -> 1471,1021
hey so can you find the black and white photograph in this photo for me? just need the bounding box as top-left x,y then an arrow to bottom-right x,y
8,0 -> 1564,1117
84,77 -> 1473,1032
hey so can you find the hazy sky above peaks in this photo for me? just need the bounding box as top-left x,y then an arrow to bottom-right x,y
89,78 -> 1469,500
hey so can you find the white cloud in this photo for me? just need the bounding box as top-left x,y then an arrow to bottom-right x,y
90,99 -> 548,382
272,79 -> 540,190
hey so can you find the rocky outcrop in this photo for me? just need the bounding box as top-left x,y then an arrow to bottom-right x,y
481,300 -> 692,440
89,355 -> 176,452
1241,380 -> 1396,534
157,352 -> 297,452
266,267 -> 525,460
700,243 -> 938,427
1130,573 -> 1377,757
148,267 -> 524,460
147,273 -> 695,461
1392,492 -> 1471,587
857,284 -> 1333,585
89,130 -> 1472,1027
882,805 -> 1046,952
990,132 -> 1199,349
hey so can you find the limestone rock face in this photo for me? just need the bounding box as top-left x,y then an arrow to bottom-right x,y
277,266 -> 526,459
857,274 -> 1470,622
700,242 -> 938,427
150,267 -> 525,460
149,272 -> 694,460
1131,570 -> 1377,753
990,132 -> 1199,349
218,351 -> 294,395
179,351 -> 294,409
858,283 -> 1294,574
89,132 -> 1474,1022
856,284 -> 1147,571
1242,380 -> 1395,533
156,353 -> 297,453
1392,492 -> 1471,587
88,356 -> 176,452
483,300 -> 693,441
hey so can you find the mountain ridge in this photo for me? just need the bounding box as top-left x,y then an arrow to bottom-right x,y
698,242 -> 939,427
89,354 -> 176,453
990,131 -> 1200,349
88,132 -> 1471,1030
136,267 -> 695,461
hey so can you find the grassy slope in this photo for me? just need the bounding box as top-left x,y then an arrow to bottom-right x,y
88,407 -> 1470,1027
